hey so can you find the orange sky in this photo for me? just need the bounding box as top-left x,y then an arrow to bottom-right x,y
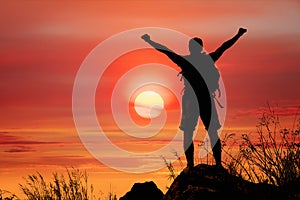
1,0 -> 300,198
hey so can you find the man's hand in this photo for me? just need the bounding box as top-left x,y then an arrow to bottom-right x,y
141,34 -> 150,42
238,27 -> 247,35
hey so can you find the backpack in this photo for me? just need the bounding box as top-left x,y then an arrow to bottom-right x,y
199,53 -> 221,98
179,53 -> 223,108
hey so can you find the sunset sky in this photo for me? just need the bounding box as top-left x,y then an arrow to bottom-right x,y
1,1 -> 300,198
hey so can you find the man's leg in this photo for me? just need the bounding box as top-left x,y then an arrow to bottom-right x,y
184,130 -> 194,168
213,139 -> 222,166
200,96 -> 222,166
180,92 -> 198,168
209,130 -> 222,166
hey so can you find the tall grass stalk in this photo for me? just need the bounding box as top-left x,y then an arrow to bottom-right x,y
224,105 -> 299,195
19,167 -> 114,200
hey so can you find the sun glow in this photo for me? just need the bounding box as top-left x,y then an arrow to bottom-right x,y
134,91 -> 164,119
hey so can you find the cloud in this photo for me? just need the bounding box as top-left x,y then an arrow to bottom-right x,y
0,133 -> 60,145
234,105 -> 300,118
4,146 -> 35,153
37,155 -> 100,167
225,104 -> 300,130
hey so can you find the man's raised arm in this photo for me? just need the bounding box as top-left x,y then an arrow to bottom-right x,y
141,34 -> 185,66
210,27 -> 247,62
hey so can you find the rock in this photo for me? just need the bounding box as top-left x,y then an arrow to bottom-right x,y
120,164 -> 298,200
162,164 -> 287,200
119,181 -> 164,200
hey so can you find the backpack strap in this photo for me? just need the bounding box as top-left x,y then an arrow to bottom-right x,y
177,71 -> 184,81
212,91 -> 224,109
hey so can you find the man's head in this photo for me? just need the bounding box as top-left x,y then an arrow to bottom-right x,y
189,37 -> 203,54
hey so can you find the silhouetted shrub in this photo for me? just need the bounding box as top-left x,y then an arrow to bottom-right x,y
19,167 -> 114,200
0,188 -> 18,200
225,105 -> 300,197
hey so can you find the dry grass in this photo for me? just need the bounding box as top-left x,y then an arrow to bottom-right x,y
18,167 -> 116,200
224,105 -> 300,195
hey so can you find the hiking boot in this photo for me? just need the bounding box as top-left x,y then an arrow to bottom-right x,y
214,164 -> 227,174
182,165 -> 195,174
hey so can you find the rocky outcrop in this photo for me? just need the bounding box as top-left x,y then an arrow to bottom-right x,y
119,181 -> 164,200
119,164 -> 298,200
163,164 -> 289,200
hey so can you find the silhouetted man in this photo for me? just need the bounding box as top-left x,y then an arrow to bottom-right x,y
141,27 -> 247,169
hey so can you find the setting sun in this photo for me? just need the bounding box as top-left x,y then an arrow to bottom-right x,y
134,91 -> 164,119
